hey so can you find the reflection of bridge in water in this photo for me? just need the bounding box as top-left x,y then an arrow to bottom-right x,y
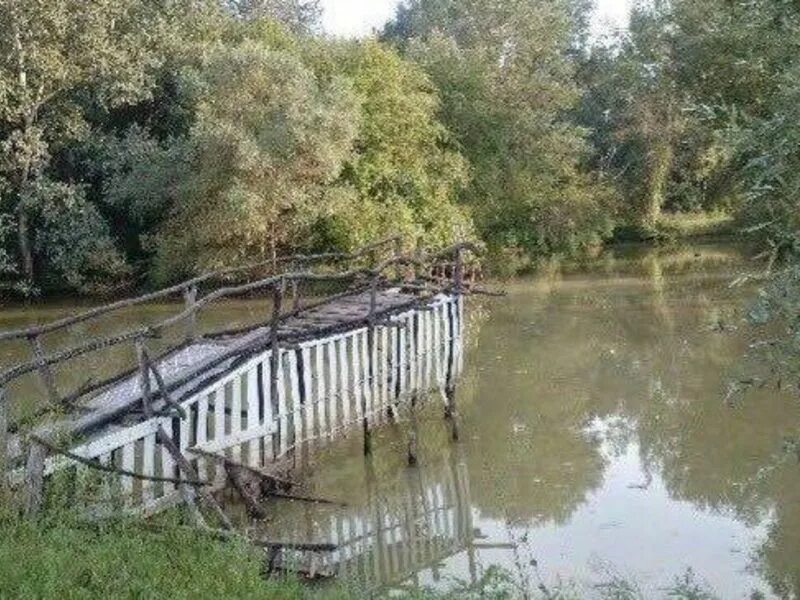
238,444 -> 489,591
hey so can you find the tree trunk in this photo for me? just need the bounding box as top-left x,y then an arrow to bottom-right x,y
17,205 -> 34,282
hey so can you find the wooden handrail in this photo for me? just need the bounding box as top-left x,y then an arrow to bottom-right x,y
0,236 -> 401,342
0,241 -> 478,391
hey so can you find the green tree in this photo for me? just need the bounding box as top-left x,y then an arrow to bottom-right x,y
106,41 -> 359,283
385,0 -> 614,267
308,40 -> 473,250
0,0 -> 178,290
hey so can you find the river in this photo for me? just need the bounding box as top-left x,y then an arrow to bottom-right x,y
3,242 -> 799,598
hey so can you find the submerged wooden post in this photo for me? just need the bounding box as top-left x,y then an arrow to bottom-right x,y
28,333 -> 60,406
183,284 -> 198,342
363,277 -> 378,456
270,281 -> 283,453
444,247 -> 463,441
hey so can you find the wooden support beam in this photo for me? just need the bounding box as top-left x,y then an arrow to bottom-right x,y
30,435 -> 209,487
269,282 -> 282,428
140,348 -> 187,420
363,278 -> 378,456
136,347 -> 231,530
135,338 -> 152,417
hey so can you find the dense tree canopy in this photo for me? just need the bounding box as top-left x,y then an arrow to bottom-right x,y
1,0 -> 800,293
385,0 -> 615,267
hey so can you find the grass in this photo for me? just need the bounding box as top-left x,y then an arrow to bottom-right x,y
0,508 -> 281,599
0,490 -> 725,599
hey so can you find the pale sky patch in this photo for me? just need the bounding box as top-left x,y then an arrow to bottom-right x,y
320,0 -> 633,39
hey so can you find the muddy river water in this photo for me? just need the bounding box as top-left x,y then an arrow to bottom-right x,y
254,243 -> 800,598
3,242 -> 799,598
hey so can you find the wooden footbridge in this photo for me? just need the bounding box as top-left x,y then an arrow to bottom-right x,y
0,239 -> 485,543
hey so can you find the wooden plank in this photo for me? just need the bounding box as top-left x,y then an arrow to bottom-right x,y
408,314 -> 418,396
29,334 -> 61,406
424,309 -> 433,390
121,441 -> 135,498
161,430 -> 176,495
212,389 -> 224,444
277,351 -> 289,457
247,365 -> 260,431
196,395 -> 208,445
327,340 -> 338,437
360,329 -> 371,416
389,324 -> 398,404
433,303 -> 442,389
288,349 -> 301,448
443,301 -> 453,389
352,333 -> 362,420
338,335 -> 350,427
371,326 -> 379,411
398,319 -> 407,400
315,343 -> 327,439
142,433 -> 156,504
24,441 -> 47,517
231,376 -> 242,438
260,357 -> 274,462
380,327 -> 389,409
301,346 -> 314,445
416,313 -> 425,394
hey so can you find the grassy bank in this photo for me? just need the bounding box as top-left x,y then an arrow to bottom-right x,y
0,507 -> 280,599
0,503 -> 725,599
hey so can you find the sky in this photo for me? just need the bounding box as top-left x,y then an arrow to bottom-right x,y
320,0 -> 633,39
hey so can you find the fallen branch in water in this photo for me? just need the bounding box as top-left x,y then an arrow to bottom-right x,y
186,447 -> 297,489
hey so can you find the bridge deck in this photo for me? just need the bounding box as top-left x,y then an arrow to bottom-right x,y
41,288 -> 424,444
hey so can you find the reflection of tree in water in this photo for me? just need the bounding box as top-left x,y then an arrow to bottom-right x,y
460,243 -> 800,595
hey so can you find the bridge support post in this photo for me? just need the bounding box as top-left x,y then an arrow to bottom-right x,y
444,247 -> 463,442
270,281 -> 283,458
363,278 -> 377,456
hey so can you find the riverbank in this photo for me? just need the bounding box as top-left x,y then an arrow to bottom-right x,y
611,211 -> 738,244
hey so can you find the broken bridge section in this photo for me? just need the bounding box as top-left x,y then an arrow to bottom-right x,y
0,239 -> 479,521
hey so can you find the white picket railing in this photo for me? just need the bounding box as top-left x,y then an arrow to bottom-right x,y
31,294 -> 464,514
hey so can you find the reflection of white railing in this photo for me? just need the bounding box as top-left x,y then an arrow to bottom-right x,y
29,294 -> 464,514
279,457 -> 473,591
